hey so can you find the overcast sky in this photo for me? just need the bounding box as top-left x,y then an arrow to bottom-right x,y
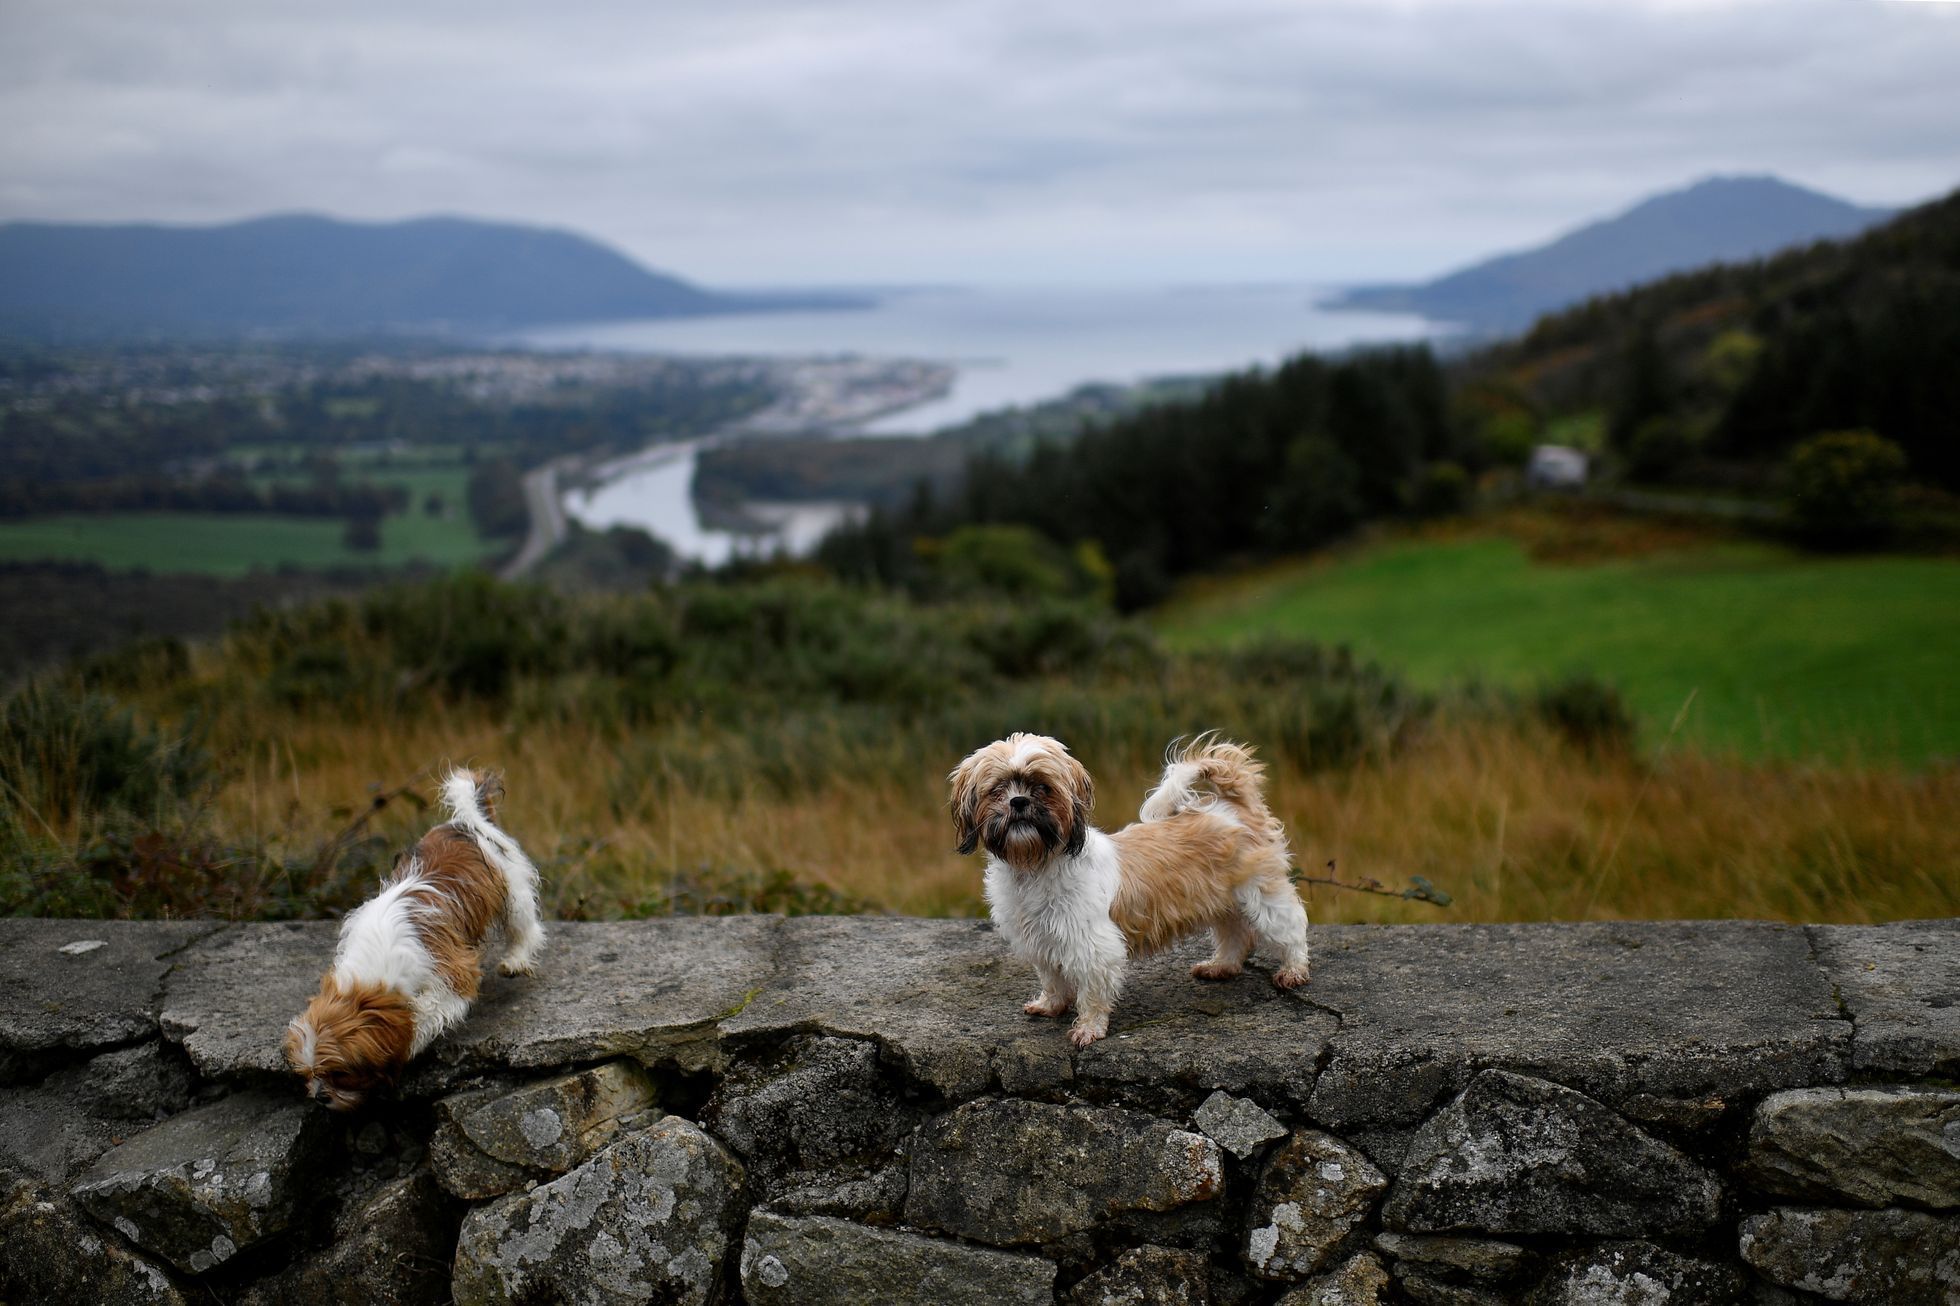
2,0 -> 1956,285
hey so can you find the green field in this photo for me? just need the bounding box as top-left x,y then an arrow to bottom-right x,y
0,457 -> 499,576
1159,536 -> 1960,765
0,505 -> 499,576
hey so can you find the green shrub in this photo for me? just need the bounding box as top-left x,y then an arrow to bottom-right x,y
922,524 -> 1080,600
1782,430 -> 1909,548
0,681 -> 210,834
1479,411 -> 1538,467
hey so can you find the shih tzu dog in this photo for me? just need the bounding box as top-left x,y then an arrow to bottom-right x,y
949,732 -> 1309,1048
285,768 -> 545,1109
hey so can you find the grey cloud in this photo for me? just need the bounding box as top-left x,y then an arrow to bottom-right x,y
0,0 -> 1955,284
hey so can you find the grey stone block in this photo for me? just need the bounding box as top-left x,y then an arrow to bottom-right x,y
1194,1090 -> 1288,1159
450,1114 -> 745,1306
1245,1130 -> 1388,1280
429,1059 -> 657,1198
1739,1206 -> 1960,1305
906,1098 -> 1224,1246
1745,1085 -> 1960,1210
1529,1240 -> 1746,1305
740,1209 -> 1056,1306
71,1088 -> 331,1275
1811,920 -> 1960,1076
1383,1070 -> 1722,1237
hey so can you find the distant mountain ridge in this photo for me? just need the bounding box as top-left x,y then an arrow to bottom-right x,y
1329,175 -> 1894,332
0,213 -> 862,339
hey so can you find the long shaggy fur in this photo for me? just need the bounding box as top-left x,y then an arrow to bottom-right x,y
949,732 -> 1310,1048
284,767 -> 545,1109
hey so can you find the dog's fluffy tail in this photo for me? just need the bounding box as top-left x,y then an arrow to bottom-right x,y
1140,735 -> 1286,847
440,768 -> 541,908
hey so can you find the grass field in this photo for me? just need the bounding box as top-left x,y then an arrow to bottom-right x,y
0,504 -> 498,575
1158,524 -> 1960,766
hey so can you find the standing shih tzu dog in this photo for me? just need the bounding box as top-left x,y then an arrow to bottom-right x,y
284,768 -> 545,1109
950,732 -> 1310,1048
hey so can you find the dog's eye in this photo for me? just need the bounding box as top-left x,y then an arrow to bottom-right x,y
992,783 -> 1008,796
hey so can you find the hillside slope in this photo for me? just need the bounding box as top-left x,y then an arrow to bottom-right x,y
0,214 -> 855,338
1332,176 -> 1892,330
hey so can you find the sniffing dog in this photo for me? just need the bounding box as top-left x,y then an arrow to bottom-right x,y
284,768 -> 544,1109
949,733 -> 1309,1047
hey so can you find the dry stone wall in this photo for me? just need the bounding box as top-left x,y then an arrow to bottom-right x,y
2,916 -> 1956,1305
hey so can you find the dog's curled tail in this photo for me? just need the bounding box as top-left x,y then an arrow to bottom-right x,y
1140,734 -> 1286,845
440,767 -> 541,900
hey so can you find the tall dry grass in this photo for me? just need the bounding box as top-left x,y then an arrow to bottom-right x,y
184,706 -> 1958,925
8,567 -> 1953,925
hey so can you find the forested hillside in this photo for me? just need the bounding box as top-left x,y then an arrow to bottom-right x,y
822,186 -> 1959,607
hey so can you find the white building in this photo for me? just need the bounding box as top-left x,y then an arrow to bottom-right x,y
1526,444 -> 1589,489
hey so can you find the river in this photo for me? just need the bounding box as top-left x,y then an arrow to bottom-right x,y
517,284 -> 1452,563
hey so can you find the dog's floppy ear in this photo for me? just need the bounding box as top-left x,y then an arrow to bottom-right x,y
1062,750 -> 1094,857
948,749 -> 984,855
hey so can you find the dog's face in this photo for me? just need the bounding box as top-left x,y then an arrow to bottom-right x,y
283,978 -> 414,1111
949,733 -> 1095,870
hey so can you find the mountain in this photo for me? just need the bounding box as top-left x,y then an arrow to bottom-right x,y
0,214 -> 862,339
1330,175 -> 1894,332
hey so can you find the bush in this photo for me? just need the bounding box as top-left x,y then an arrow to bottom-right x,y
1782,430 -> 1908,548
1533,675 -> 1637,755
0,681 -> 210,835
921,524 -> 1080,600
1624,416 -> 1701,484
1263,435 -> 1364,549
1413,462 -> 1472,517
1479,411 -> 1538,468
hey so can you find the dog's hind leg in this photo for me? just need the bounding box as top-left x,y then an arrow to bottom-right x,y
497,864 -> 546,977
1191,913 -> 1255,981
1240,873 -> 1311,988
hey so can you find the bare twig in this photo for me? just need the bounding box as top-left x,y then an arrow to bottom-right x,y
310,780 -> 430,881
1292,859 -> 1454,907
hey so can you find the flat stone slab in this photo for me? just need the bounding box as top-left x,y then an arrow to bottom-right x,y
0,920 -> 218,1082
1304,921 -> 1849,1129
720,916 -> 1337,1105
158,918 -> 780,1083
19,917 -> 1956,1121
1812,920 -> 1960,1076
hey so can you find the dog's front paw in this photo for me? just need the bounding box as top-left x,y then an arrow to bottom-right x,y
498,959 -> 539,978
1024,993 -> 1069,1018
1068,1018 -> 1108,1048
1272,965 -> 1310,989
1190,961 -> 1242,981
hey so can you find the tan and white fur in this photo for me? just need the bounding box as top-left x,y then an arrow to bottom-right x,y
284,768 -> 545,1109
950,732 -> 1309,1048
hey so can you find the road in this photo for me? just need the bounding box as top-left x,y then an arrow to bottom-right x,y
500,456 -> 573,580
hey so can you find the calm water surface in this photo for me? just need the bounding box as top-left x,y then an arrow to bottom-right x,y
522,285 -> 1451,562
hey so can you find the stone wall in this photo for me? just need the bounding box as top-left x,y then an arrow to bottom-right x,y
2,916 -> 1955,1305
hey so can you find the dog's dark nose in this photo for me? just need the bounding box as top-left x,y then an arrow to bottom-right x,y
1009,795 -> 1031,813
